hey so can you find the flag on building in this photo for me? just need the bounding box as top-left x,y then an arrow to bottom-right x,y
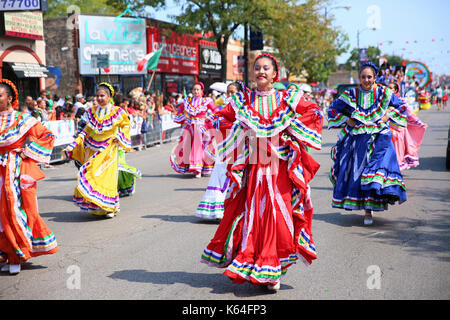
136,47 -> 163,72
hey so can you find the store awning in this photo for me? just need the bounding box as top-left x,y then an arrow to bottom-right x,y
3,62 -> 52,78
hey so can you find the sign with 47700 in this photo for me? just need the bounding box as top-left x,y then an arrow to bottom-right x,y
0,0 -> 45,11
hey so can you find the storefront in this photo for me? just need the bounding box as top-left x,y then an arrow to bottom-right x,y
78,14 -> 147,97
0,11 -> 49,103
146,27 -> 199,97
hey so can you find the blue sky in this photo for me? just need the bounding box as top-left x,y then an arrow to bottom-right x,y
147,0 -> 450,76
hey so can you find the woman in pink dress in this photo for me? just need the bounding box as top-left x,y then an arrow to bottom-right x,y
170,82 -> 218,178
389,82 -> 428,170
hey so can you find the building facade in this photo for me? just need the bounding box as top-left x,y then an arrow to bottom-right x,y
0,11 -> 51,103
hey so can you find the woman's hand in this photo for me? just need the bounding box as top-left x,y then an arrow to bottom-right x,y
381,113 -> 390,123
346,118 -> 357,127
61,150 -> 68,160
18,150 -> 27,160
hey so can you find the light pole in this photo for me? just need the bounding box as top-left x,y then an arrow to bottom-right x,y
324,5 -> 351,19
356,27 -> 376,70
357,27 -> 376,49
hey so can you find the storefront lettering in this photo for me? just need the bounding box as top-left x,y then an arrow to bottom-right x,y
152,39 -> 197,60
82,45 -> 144,62
85,20 -> 143,44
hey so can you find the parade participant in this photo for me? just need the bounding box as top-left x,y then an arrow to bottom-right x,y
170,82 -> 218,178
117,148 -> 141,197
443,86 -> 448,110
388,82 -> 428,170
201,54 -> 323,290
436,85 -> 443,111
0,79 -> 58,274
62,82 -> 133,218
327,62 -> 407,226
195,82 -> 243,220
418,88 -> 431,110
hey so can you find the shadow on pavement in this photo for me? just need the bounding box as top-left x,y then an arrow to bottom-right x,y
141,214 -> 220,225
40,210 -> 114,223
314,212 -> 363,227
108,269 -> 292,297
412,156 -> 447,172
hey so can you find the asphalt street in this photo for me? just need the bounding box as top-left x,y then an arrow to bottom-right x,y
1,108 -> 449,301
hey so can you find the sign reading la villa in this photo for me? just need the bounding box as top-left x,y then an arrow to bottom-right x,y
78,15 -> 147,75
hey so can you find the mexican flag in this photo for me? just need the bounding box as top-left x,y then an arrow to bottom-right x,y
136,47 -> 163,72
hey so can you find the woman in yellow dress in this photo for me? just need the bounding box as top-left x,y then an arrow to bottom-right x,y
63,83 -> 132,218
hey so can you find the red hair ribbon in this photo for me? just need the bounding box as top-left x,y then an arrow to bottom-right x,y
194,81 -> 205,92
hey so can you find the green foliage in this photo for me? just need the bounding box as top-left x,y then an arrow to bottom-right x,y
343,46 -> 381,70
263,0 -> 349,83
167,0 -> 275,81
44,0 -> 124,17
344,46 -> 408,71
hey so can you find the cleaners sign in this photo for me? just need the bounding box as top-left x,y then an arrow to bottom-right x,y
78,15 -> 146,75
146,28 -> 199,75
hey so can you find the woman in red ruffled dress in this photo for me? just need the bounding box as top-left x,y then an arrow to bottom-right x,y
170,82 -> 218,178
200,54 -> 323,290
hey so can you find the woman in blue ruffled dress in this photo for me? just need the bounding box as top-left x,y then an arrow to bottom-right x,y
327,62 -> 407,225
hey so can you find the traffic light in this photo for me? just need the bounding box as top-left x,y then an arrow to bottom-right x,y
250,28 -> 264,51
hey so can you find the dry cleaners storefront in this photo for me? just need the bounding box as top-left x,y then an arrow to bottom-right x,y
78,14 -> 147,96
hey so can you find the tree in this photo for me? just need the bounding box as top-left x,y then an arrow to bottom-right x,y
165,0 -> 276,82
44,0 -> 125,17
343,46 -> 381,71
263,0 -> 349,83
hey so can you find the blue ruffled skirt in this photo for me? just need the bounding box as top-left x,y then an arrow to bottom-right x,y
330,129 -> 407,211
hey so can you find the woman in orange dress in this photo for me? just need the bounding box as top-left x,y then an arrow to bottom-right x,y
0,79 -> 58,274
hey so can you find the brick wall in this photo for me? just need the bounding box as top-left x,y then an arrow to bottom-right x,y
43,17 -> 81,98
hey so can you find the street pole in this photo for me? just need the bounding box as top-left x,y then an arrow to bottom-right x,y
146,69 -> 156,92
244,23 -> 249,88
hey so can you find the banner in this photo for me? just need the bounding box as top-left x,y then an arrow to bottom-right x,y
160,113 -> 181,131
405,61 -> 431,88
43,120 -> 75,146
129,114 -> 144,136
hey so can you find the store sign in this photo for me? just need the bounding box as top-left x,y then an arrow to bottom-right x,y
199,46 -> 222,77
78,15 -> 146,75
233,55 -> 245,75
0,0 -> 45,11
147,28 -> 199,75
1,11 -> 44,40
5,62 -> 51,78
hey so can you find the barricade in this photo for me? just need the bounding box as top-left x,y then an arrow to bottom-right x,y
42,120 -> 76,163
43,113 -> 181,163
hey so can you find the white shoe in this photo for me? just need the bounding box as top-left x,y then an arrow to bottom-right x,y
195,173 -> 202,178
267,282 -> 280,291
105,212 -> 115,218
364,211 -> 373,225
9,264 -> 21,274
